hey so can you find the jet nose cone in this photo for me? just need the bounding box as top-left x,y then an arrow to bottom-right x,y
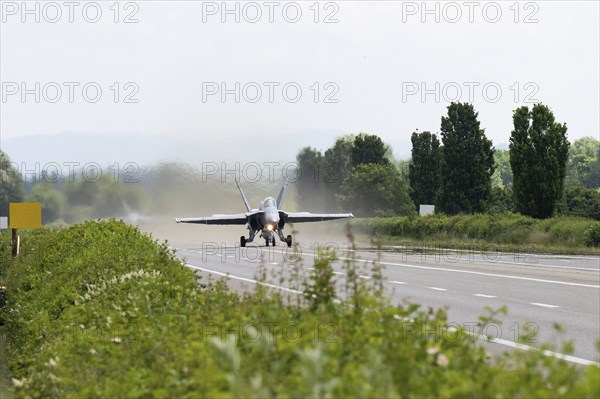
264,211 -> 280,227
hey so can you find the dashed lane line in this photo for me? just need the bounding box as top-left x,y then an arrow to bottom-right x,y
530,302 -> 560,309
185,263 -> 598,367
299,252 -> 600,289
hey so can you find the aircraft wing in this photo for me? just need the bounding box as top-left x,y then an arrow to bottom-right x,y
175,212 -> 256,225
281,212 -> 353,223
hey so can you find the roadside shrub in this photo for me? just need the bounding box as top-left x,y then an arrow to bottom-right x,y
585,224 -> 600,247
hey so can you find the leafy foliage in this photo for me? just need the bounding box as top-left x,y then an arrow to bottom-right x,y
437,102 -> 495,215
295,134 -> 396,214
338,163 -> 414,217
558,186 -> 600,220
584,224 -> 600,247
296,146 -> 325,211
487,186 -> 514,214
409,131 -> 441,207
351,133 -> 390,167
0,150 -> 24,216
321,136 -> 355,212
492,149 -> 513,188
565,136 -> 600,189
510,104 -> 570,218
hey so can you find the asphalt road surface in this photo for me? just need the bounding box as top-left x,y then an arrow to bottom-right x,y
171,239 -> 600,365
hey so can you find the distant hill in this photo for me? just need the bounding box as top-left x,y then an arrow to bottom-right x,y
0,130 -> 412,168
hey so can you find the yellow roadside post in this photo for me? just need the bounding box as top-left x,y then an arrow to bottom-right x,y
9,202 -> 42,258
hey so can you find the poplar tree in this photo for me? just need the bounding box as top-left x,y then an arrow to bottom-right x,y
437,102 -> 494,214
509,104 -> 569,218
409,131 -> 441,207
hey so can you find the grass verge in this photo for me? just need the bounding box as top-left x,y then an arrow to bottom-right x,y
351,213 -> 600,255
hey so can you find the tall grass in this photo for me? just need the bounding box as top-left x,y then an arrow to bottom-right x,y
352,213 -> 600,254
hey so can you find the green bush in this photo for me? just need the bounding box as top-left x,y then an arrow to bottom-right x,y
559,186 -> 600,220
585,224 -> 600,247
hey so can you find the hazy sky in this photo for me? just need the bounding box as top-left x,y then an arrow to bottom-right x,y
1,0 -> 598,164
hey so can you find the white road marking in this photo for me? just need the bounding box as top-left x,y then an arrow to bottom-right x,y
530,302 -> 560,309
474,294 -> 497,298
186,263 -> 303,295
444,325 -> 598,367
359,275 -> 372,279
428,287 -> 447,291
185,263 -> 599,367
390,281 -> 406,285
270,262 -> 279,265
300,253 -> 600,289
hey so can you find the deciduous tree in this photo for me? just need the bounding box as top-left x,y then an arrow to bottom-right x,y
338,163 -> 414,217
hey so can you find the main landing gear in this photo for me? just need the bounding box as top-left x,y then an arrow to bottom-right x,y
240,232 -> 292,248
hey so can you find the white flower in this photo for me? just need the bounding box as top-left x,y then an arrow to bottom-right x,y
46,357 -> 59,367
12,378 -> 25,387
89,348 -> 97,355
426,346 -> 439,356
112,337 -> 122,344
436,353 -> 449,367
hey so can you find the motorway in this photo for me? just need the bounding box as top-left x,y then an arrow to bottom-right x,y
169,235 -> 600,365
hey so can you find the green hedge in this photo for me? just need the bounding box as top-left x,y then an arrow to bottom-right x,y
0,220 -> 598,397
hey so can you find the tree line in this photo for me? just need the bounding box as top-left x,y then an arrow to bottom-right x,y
297,102 -> 599,219
1,101 -> 598,222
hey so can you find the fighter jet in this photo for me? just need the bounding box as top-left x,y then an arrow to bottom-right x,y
175,180 -> 353,247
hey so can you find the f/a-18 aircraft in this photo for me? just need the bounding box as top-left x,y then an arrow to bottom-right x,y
175,180 -> 353,247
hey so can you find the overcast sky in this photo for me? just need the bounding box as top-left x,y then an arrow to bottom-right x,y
1,0 -> 598,164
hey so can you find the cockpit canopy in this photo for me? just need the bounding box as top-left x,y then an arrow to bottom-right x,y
262,197 -> 277,209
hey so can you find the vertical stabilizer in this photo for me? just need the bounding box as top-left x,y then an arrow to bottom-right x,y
236,179 -> 252,212
276,179 -> 288,209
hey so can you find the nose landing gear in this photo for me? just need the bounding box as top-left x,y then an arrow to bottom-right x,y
243,229 -> 292,247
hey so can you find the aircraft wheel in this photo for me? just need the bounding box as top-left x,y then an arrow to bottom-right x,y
272,237 -> 276,246
286,235 -> 292,248
240,236 -> 246,247
265,238 -> 269,247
